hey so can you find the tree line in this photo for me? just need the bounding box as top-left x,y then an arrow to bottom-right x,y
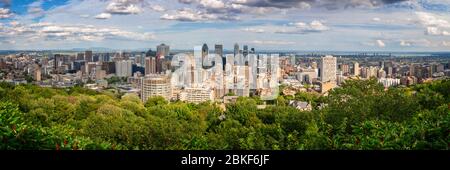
0,78 -> 448,150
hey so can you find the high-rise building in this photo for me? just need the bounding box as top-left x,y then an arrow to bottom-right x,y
353,62 -> 360,76
156,44 -> 170,57
53,54 -> 60,70
215,44 -> 223,58
102,61 -> 116,74
319,55 -> 337,83
34,64 -> 41,82
85,50 -> 93,62
145,57 -> 157,75
115,60 -> 132,77
141,74 -> 172,102
340,64 -> 349,75
243,45 -> 248,57
73,60 -> 86,71
234,43 -> 240,57
76,53 -> 84,60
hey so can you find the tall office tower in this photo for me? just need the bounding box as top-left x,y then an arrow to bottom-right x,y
73,60 -> 86,71
243,45 -> 248,57
340,64 -> 349,75
290,55 -> 296,66
436,64 -> 444,73
409,64 -> 417,76
386,66 -> 393,78
102,61 -> 116,74
157,43 -> 170,57
34,64 -> 41,82
145,57 -> 157,75
319,55 -> 337,83
141,74 -> 172,102
234,43 -> 240,57
202,43 -> 213,68
215,44 -> 223,57
86,62 -> 97,76
115,60 -> 132,77
76,53 -> 84,60
140,52 -> 146,66
353,62 -> 360,76
85,50 -> 93,62
53,54 -> 61,70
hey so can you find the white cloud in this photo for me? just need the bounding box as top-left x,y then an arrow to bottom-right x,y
376,40 -> 385,47
425,26 -> 450,36
276,20 -> 329,34
400,40 -> 411,46
416,12 -> 450,36
161,8 -> 238,21
198,0 -> 226,9
105,0 -> 143,15
0,22 -> 155,43
250,40 -> 295,45
442,41 -> 450,47
0,8 -> 13,19
242,27 -> 264,33
95,13 -> 112,19
80,14 -> 90,18
150,5 -> 166,12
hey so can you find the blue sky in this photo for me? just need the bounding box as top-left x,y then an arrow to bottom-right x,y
0,0 -> 449,51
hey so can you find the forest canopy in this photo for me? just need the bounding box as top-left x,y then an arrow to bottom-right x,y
0,78 -> 449,150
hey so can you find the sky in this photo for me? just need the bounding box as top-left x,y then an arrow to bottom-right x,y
0,0 -> 449,51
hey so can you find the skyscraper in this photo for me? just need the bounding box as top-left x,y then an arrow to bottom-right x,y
34,64 -> 41,82
85,50 -> 93,62
115,60 -> 132,77
353,62 -> 360,76
319,55 -> 337,83
157,43 -> 170,57
243,45 -> 248,57
145,57 -> 157,75
340,64 -> 349,75
215,44 -> 223,58
234,43 -> 240,57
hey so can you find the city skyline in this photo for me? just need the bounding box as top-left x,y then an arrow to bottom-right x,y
0,0 -> 449,51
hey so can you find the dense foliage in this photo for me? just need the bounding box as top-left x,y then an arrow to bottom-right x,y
0,78 -> 448,150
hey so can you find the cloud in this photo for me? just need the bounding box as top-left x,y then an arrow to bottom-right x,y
364,39 -> 387,47
242,27 -> 265,33
0,22 -> 155,43
150,5 -> 166,12
425,26 -> 450,36
0,8 -> 12,19
442,41 -> 450,47
233,0 -> 408,10
416,12 -> 450,36
250,40 -> 295,45
400,40 -> 411,46
26,0 -> 45,18
276,20 -> 329,34
80,14 -> 90,18
376,39 -> 386,47
161,8 -> 238,21
105,0 -> 143,15
95,13 -> 112,19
